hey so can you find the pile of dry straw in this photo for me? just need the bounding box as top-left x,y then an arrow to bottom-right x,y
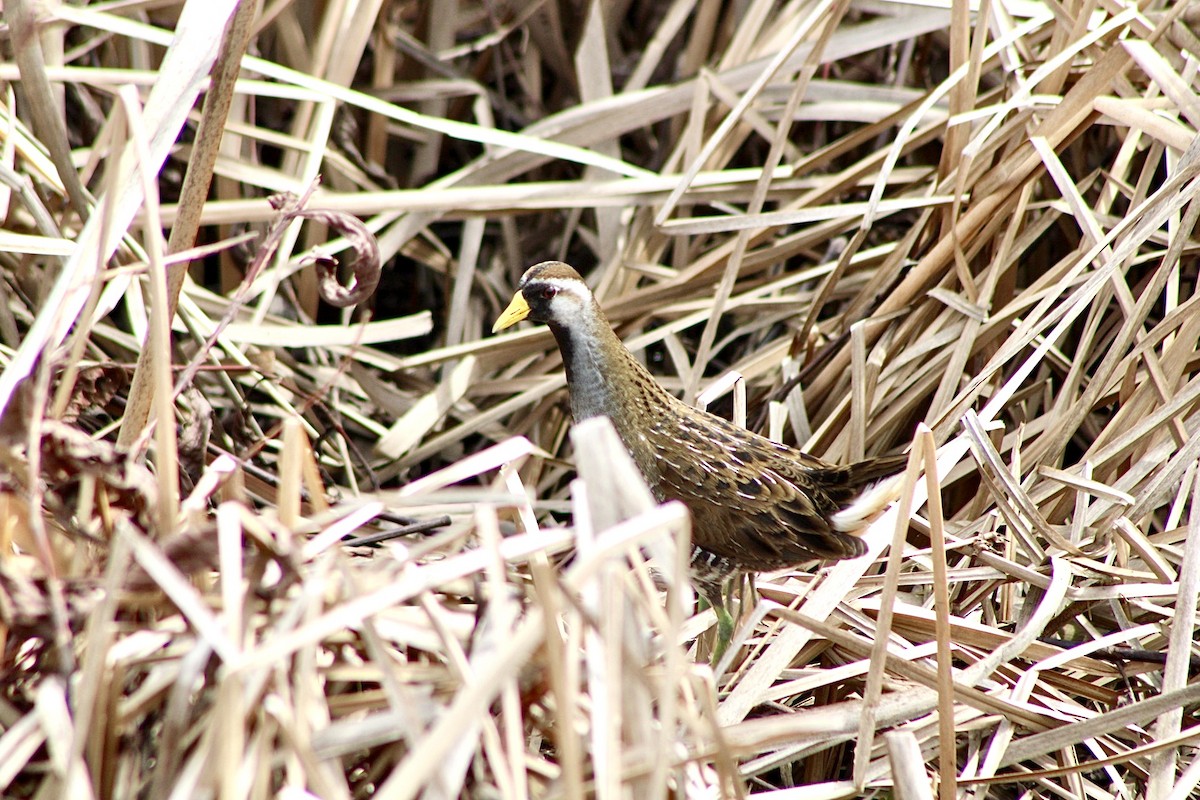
1,0 -> 1198,797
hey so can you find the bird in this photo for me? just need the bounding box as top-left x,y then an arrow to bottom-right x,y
492,261 -> 906,617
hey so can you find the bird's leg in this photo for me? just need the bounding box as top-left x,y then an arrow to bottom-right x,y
697,577 -> 740,666
712,587 -> 736,666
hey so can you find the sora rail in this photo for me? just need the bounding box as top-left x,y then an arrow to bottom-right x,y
493,261 -> 905,604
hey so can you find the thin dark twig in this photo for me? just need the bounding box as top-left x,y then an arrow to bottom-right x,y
342,516 -> 453,546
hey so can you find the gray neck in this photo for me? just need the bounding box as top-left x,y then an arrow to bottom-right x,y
550,320 -> 624,422
547,309 -> 676,427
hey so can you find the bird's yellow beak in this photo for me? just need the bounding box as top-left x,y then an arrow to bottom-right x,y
492,290 -> 531,333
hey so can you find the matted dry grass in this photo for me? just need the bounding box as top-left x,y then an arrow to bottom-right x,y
1,0 -> 1199,797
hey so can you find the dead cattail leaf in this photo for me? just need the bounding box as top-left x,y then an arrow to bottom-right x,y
0,1 -> 1196,797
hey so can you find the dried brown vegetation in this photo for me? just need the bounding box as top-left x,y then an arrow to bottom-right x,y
1,0 -> 1199,798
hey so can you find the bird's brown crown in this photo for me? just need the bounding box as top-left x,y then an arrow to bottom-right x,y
518,260 -> 585,287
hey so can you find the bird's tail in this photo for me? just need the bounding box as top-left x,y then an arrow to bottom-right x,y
829,453 -> 909,534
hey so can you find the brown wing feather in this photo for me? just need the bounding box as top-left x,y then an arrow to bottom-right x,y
640,412 -> 886,570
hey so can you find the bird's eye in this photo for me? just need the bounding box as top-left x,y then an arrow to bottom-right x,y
540,286 -> 559,300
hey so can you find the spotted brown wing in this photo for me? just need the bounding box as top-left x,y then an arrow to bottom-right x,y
643,414 -> 870,571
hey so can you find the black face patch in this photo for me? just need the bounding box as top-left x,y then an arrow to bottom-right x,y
518,276 -> 590,326
521,281 -> 563,323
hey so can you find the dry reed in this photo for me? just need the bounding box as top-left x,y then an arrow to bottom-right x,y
0,0 -> 1198,798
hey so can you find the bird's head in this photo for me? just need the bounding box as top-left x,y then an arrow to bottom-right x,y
492,261 -> 595,333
